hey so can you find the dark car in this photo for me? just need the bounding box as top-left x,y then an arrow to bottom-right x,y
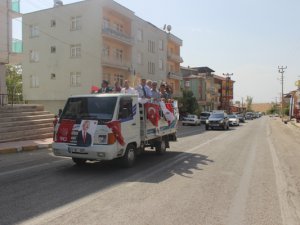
205,112 -> 229,130
237,114 -> 245,123
200,112 -> 211,124
245,112 -> 253,120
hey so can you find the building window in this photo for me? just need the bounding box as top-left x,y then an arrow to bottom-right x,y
115,23 -> 123,33
137,52 -> 143,65
70,44 -> 81,58
29,50 -> 39,62
159,40 -> 164,51
70,72 -> 81,87
50,46 -> 56,53
70,16 -> 81,30
159,58 -> 163,70
115,49 -> 123,61
185,80 -> 190,87
29,25 -> 39,38
50,20 -> 56,27
114,74 -> 124,86
103,18 -> 110,29
30,75 -> 39,88
102,45 -> 110,57
137,29 -> 143,41
148,62 -> 155,74
148,40 -> 155,53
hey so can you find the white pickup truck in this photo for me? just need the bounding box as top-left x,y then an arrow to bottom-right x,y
52,93 -> 178,167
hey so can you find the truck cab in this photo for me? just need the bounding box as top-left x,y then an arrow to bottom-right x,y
52,93 -> 178,167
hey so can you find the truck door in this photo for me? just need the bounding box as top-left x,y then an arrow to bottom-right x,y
118,96 -> 139,143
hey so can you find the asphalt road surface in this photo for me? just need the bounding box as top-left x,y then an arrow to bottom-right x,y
1,116 -> 300,225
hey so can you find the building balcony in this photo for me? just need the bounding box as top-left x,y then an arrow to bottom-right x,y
167,33 -> 183,46
102,27 -> 133,46
101,56 -> 131,71
167,51 -> 183,63
167,72 -> 182,80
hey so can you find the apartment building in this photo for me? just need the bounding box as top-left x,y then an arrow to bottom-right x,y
0,0 -> 22,105
22,0 -> 183,113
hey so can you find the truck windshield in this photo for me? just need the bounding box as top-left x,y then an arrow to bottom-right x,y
60,96 -> 117,124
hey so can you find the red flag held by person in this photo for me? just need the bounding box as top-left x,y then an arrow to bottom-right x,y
91,85 -> 99,93
106,120 -> 125,146
145,103 -> 160,127
56,119 -> 75,143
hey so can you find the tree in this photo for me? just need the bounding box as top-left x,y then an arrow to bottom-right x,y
245,96 -> 253,112
6,65 -> 23,103
177,90 -> 199,115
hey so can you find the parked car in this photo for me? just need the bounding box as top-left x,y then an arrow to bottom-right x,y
237,114 -> 245,123
182,114 -> 201,126
200,112 -> 211,124
245,112 -> 253,120
205,112 -> 229,130
228,114 -> 240,126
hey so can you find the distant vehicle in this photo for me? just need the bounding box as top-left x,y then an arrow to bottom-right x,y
237,114 -> 245,123
205,112 -> 229,130
182,114 -> 201,126
200,112 -> 211,124
228,114 -> 240,126
245,112 -> 253,120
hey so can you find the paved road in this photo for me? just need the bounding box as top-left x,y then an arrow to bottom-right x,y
1,117 -> 300,225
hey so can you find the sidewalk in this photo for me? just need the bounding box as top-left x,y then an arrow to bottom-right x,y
0,138 -> 53,154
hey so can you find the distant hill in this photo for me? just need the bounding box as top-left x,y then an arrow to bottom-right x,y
251,103 -> 272,113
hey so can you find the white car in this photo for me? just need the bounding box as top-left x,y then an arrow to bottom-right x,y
228,114 -> 239,126
182,114 -> 201,126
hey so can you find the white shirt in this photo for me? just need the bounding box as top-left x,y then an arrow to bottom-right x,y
121,87 -> 137,95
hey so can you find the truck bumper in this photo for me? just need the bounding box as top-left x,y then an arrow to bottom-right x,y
52,142 -> 124,161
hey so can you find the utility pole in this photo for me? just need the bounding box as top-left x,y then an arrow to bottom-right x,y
223,73 -> 233,113
278,66 -> 287,121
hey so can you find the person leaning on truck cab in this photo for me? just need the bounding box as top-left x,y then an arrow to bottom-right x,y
97,80 -> 113,93
121,80 -> 137,94
136,78 -> 152,98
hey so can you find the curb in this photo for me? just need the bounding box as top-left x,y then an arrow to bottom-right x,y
0,144 -> 52,155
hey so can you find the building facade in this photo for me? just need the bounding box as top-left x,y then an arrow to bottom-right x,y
22,0 -> 183,113
0,0 -> 22,105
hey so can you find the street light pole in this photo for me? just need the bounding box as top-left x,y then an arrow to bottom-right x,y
278,66 -> 287,121
223,73 -> 233,113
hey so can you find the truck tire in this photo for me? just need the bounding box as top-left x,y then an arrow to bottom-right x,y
72,158 -> 87,166
156,138 -> 166,155
120,144 -> 136,168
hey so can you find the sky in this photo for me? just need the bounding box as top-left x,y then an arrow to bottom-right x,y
16,0 -> 300,103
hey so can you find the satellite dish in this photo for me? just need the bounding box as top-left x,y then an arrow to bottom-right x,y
167,25 -> 172,32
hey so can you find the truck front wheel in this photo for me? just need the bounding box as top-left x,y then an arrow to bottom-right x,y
121,144 -> 136,168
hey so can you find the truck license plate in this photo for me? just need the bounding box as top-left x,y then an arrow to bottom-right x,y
68,147 -> 86,154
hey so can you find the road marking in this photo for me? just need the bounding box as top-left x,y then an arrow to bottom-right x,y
267,124 -> 300,225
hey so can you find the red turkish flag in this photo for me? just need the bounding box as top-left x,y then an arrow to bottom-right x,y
165,103 -> 174,113
56,119 -> 75,143
106,120 -> 125,146
145,103 -> 160,127
91,85 -> 99,93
